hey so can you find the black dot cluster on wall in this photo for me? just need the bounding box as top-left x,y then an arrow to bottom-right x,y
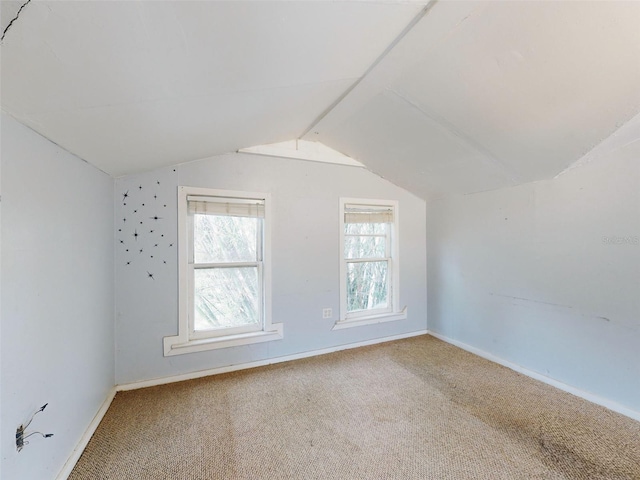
118,178 -> 174,278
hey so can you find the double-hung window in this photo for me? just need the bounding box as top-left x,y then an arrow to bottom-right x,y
164,187 -> 282,356
335,198 -> 406,329
190,195 -> 264,337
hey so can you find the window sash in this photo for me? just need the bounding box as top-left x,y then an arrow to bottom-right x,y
343,203 -> 395,320
189,264 -> 263,339
187,197 -> 265,340
165,186 -> 281,357
344,230 -> 391,260
344,233 -> 387,237
345,259 -> 392,318
345,257 -> 389,264
194,261 -> 259,269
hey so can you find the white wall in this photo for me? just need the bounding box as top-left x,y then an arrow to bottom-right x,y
115,153 -> 427,384
1,113 -> 115,479
427,146 -> 639,414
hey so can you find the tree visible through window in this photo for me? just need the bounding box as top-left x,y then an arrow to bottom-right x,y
189,196 -> 264,337
165,187 -> 282,356
342,202 -> 396,320
345,221 -> 389,312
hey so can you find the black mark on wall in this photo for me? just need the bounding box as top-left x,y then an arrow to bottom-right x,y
117,170 -> 178,278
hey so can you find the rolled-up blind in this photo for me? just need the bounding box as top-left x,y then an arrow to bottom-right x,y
187,196 -> 264,218
344,204 -> 394,224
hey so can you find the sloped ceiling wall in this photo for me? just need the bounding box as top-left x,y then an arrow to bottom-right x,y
2,1 -> 639,198
307,1 -> 640,198
0,0 -> 422,176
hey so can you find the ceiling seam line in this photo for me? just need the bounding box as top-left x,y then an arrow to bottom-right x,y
297,0 -> 439,140
1,109 -> 112,176
388,88 -> 522,184
16,76 -> 364,116
554,110 -> 640,178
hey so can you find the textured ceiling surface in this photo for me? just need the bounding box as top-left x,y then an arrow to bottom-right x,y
2,0 -> 639,198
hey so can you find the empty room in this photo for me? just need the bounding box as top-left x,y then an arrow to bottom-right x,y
1,0 -> 639,479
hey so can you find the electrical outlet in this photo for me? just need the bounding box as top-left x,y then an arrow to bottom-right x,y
322,308 -> 332,319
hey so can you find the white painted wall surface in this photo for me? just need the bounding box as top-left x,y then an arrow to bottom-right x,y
115,154 -> 427,384
1,113 -> 114,479
427,146 -> 640,413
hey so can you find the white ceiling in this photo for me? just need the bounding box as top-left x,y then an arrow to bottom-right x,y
1,0 -> 423,175
307,1 -> 640,197
2,0 -> 639,198
1,1 -> 23,35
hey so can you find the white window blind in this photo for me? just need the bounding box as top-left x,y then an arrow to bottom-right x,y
187,196 -> 265,218
344,204 -> 394,224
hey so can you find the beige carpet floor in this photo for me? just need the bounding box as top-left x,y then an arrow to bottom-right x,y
70,335 -> 640,479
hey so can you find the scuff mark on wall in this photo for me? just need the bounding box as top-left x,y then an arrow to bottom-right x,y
490,292 -> 573,309
1,0 -> 32,42
490,293 -> 638,332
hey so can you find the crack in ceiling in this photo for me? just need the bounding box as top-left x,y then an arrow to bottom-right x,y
1,0 -> 31,42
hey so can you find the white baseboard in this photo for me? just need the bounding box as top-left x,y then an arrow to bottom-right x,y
54,331 -> 428,477
51,329 -> 638,479
55,387 -> 117,480
117,330 -> 429,392
428,331 -> 640,423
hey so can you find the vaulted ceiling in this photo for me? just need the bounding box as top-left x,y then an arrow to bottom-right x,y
2,1 -> 639,198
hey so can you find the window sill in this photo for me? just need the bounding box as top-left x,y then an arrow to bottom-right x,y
332,307 -> 407,330
163,323 -> 283,356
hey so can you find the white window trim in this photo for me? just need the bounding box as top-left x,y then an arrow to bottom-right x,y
164,186 -> 283,356
334,198 -> 406,330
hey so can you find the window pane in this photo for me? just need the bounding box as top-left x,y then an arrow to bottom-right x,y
345,222 -> 388,236
194,214 -> 258,263
194,267 -> 259,331
345,236 -> 386,259
346,261 -> 388,312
